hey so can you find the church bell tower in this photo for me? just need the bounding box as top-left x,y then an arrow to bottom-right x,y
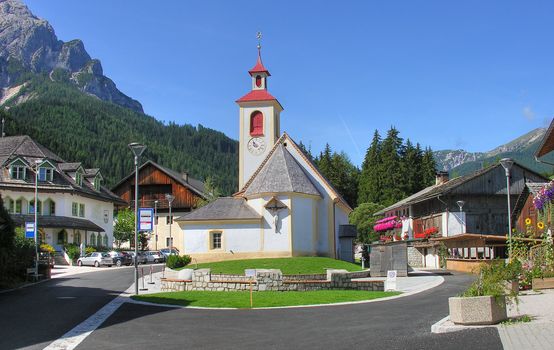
236,33 -> 283,190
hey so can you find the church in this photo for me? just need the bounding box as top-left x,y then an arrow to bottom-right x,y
176,45 -> 354,263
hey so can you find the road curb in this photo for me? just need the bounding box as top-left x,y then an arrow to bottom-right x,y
431,315 -> 496,333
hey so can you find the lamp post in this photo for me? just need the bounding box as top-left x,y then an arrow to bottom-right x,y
456,200 -> 465,235
154,200 -> 158,251
34,159 -> 42,279
165,193 -> 175,253
500,158 -> 514,260
129,142 -> 146,295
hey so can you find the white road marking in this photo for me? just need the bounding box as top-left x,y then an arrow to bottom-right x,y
43,287 -> 132,350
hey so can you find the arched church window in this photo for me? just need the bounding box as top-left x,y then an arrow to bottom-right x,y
250,111 -> 263,136
255,75 -> 262,88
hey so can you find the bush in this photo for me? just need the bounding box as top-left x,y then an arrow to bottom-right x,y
166,254 -> 192,269
64,244 -> 81,261
85,246 -> 96,254
40,243 -> 55,254
462,261 -> 519,305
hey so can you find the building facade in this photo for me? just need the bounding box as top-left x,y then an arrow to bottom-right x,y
177,48 -> 353,263
0,135 -> 123,253
111,160 -> 205,250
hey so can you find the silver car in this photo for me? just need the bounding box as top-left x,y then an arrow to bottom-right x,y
77,252 -> 113,267
126,251 -> 147,264
144,251 -> 164,263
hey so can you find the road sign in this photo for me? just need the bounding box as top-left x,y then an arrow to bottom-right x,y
25,222 -> 35,239
138,208 -> 154,231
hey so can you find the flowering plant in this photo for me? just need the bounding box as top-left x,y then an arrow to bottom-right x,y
533,180 -> 554,210
374,217 -> 403,232
414,226 -> 440,239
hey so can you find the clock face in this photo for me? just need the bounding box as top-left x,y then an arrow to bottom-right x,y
247,137 -> 266,155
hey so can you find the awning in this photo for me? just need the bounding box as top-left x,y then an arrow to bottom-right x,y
10,215 -> 105,232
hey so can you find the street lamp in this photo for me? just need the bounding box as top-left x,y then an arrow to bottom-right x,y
154,200 -> 158,250
500,158 -> 514,260
129,142 -> 146,295
165,193 -> 175,254
34,159 -> 42,280
456,200 -> 465,235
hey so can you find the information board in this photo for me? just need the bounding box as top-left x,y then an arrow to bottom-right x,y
138,208 -> 154,231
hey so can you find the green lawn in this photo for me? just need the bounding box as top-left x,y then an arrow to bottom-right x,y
183,257 -> 363,275
132,290 -> 400,308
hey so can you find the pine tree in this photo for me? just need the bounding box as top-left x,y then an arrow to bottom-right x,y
421,147 -> 438,187
380,127 -> 404,206
400,139 -> 422,196
358,130 -> 382,205
297,141 -> 314,161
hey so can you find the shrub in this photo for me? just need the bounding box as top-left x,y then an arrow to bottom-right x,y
85,246 -> 96,254
166,254 -> 192,269
40,244 -> 55,254
462,261 -> 519,305
64,244 -> 81,261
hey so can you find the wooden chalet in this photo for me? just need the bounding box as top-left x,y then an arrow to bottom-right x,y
111,160 -> 206,213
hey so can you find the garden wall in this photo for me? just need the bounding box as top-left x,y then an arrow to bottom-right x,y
186,269 -> 382,292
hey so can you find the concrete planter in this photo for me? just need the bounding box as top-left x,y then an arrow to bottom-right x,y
504,280 -> 519,295
532,277 -> 554,290
448,296 -> 507,325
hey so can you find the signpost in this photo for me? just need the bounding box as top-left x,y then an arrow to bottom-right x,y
138,208 -> 154,231
25,222 -> 35,239
385,270 -> 397,291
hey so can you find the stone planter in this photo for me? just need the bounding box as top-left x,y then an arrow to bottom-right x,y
448,296 -> 507,325
504,280 -> 519,295
532,277 -> 554,290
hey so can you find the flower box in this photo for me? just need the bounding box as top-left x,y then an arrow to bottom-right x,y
532,277 -> 554,290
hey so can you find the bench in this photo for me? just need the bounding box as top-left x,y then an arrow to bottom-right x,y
160,278 -> 192,292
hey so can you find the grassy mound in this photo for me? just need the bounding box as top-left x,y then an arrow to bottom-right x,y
185,257 -> 363,275
132,290 -> 399,308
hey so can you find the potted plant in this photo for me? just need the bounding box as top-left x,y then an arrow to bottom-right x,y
449,262 -> 517,325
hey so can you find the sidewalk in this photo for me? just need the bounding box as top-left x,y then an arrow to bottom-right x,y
432,289 -> 554,350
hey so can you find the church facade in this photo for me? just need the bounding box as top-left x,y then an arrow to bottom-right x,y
177,49 -> 352,263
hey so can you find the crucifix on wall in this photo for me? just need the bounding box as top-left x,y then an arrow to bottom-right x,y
265,197 -> 287,233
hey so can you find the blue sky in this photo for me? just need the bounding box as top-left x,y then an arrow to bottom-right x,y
25,0 -> 553,166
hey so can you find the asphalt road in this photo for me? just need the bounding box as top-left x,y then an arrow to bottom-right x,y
77,271 -> 503,350
0,265 -> 162,350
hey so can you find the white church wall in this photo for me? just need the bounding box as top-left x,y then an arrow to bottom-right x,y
182,222 -> 261,254
291,195 -> 316,255
261,196 -> 291,252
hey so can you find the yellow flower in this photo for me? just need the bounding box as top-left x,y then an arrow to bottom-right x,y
538,221 -> 545,230
525,218 -> 532,225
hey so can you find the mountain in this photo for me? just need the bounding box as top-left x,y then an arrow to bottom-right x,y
0,0 -> 142,112
434,127 -> 554,177
0,0 -> 239,194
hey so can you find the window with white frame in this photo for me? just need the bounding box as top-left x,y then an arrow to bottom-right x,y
15,199 -> 23,214
10,164 -> 26,180
79,203 -> 85,217
210,231 -> 222,250
75,170 -> 83,186
29,200 -> 42,215
94,175 -> 102,191
166,237 -> 173,248
72,202 -> 79,216
38,167 -> 54,182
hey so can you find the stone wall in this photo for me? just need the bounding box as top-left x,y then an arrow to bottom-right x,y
185,269 -> 381,292
407,246 -> 424,268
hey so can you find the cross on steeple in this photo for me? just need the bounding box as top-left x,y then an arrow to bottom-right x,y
256,31 -> 262,51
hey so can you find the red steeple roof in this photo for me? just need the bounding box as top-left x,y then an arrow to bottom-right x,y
248,51 -> 271,76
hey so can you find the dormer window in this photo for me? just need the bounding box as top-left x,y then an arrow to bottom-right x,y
93,173 -> 103,191
9,159 -> 27,180
38,167 -> 54,182
75,170 -> 83,187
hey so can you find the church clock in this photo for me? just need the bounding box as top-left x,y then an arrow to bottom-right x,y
247,137 -> 266,155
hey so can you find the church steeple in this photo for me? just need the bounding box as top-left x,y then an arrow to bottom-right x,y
236,33 -> 283,190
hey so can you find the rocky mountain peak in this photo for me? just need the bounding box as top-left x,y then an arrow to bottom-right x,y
0,0 -> 143,113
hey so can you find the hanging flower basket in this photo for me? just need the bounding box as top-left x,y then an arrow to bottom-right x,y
533,180 -> 554,210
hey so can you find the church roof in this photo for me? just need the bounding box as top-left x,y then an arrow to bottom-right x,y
243,143 -> 321,197
236,90 -> 282,108
248,52 -> 270,75
176,197 -> 261,222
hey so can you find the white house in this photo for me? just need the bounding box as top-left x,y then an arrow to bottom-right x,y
177,48 -> 353,263
0,135 -> 124,254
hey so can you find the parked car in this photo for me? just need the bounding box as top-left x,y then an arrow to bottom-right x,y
39,251 -> 55,269
144,251 -> 165,263
77,252 -> 113,267
126,251 -> 147,264
107,251 -> 133,267
159,247 -> 180,259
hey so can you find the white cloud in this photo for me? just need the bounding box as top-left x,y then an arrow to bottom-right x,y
523,106 -> 535,121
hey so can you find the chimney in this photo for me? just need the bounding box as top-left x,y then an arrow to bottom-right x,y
435,171 -> 449,185
182,172 -> 189,182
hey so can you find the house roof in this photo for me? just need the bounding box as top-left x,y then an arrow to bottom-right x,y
111,160 -> 206,199
243,143 -> 321,197
0,135 -> 124,204
176,197 -> 261,222
10,214 -> 105,232
536,118 -> 554,158
237,133 -> 352,211
375,162 -> 548,216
